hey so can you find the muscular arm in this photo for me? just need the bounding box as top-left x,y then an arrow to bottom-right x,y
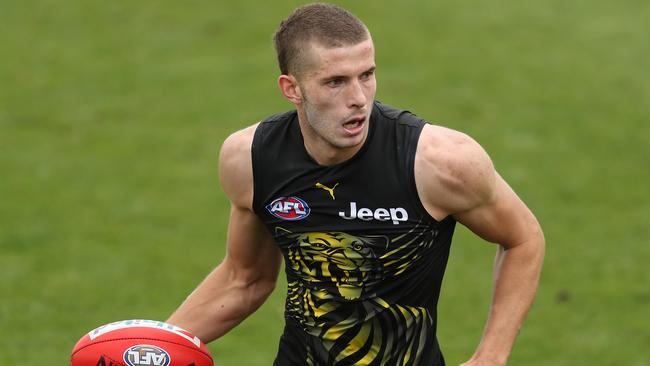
167,124 -> 282,343
455,174 -> 544,366
415,125 -> 545,365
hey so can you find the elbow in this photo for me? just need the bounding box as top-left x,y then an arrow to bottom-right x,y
249,277 -> 278,308
233,272 -> 279,314
520,224 -> 545,268
501,223 -> 545,267
522,226 -> 545,279
518,218 -> 545,258
222,253 -> 282,317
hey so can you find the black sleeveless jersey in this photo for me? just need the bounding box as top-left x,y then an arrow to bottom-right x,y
251,101 -> 456,365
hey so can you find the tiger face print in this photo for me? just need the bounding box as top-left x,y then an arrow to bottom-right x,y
275,226 -> 438,365
287,231 -> 386,300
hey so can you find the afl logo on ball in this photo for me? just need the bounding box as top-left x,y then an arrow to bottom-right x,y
266,196 -> 310,221
123,345 -> 171,366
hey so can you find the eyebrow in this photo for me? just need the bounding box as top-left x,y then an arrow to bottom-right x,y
321,66 -> 377,82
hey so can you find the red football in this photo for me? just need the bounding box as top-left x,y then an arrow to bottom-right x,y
71,319 -> 213,366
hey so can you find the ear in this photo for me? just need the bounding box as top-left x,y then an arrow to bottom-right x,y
277,74 -> 303,104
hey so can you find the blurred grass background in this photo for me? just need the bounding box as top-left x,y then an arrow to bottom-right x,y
1,0 -> 649,364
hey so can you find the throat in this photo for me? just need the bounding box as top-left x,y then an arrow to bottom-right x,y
303,140 -> 361,166
296,109 -> 372,166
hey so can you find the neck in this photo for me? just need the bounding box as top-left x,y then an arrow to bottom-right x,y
303,140 -> 359,166
296,110 -> 368,166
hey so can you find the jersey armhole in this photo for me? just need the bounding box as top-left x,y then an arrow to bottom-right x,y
250,122 -> 265,216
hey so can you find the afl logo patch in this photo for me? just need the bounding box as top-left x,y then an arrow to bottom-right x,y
123,345 -> 171,366
266,196 -> 310,221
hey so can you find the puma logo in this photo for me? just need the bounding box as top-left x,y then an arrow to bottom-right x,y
315,182 -> 339,200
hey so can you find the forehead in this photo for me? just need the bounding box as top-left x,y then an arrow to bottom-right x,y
302,38 -> 375,79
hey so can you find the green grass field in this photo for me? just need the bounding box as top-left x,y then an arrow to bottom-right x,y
1,1 -> 649,364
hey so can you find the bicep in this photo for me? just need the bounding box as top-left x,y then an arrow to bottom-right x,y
218,123 -> 281,281
224,204 -> 282,281
454,173 -> 542,249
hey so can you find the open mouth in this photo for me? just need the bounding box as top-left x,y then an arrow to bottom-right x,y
343,116 -> 366,134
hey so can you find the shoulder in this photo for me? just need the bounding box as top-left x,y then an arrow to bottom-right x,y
219,123 -> 259,209
220,123 -> 258,158
373,101 -> 405,120
415,124 -> 497,219
373,101 -> 422,126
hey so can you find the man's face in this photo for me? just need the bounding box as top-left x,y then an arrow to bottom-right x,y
295,38 -> 377,159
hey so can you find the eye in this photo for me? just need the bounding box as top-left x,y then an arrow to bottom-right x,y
314,239 -> 328,248
326,78 -> 344,88
360,69 -> 375,80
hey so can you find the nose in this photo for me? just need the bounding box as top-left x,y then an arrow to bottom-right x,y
347,79 -> 367,109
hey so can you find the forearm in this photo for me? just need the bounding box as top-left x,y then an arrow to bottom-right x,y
167,261 -> 277,343
469,237 -> 545,365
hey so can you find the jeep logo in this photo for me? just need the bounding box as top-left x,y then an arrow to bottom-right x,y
338,202 -> 408,225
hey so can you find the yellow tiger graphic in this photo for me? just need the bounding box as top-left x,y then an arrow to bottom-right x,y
275,227 -> 436,365
282,230 -> 386,300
